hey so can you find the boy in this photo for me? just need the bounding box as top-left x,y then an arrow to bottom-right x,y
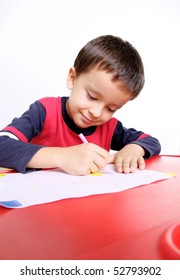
0,35 -> 161,175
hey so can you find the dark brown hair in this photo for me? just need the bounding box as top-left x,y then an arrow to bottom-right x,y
74,35 -> 145,99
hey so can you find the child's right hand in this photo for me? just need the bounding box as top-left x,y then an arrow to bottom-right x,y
27,143 -> 110,176
58,143 -> 110,175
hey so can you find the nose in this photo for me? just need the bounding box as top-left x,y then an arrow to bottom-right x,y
88,104 -> 103,119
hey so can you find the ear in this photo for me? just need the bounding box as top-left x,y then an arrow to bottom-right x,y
66,67 -> 76,90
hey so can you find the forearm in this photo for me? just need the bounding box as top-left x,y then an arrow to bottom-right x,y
26,147 -> 64,169
0,136 -> 67,173
111,122 -> 161,158
28,143 -> 110,176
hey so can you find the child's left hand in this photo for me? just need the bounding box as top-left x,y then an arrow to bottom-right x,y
109,144 -> 146,173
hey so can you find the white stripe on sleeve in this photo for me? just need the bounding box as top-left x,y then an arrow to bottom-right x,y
0,131 -> 19,140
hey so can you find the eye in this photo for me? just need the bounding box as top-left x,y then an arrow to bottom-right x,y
107,107 -> 116,113
86,92 -> 97,101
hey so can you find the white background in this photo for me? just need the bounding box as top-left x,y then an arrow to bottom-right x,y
0,0 -> 179,154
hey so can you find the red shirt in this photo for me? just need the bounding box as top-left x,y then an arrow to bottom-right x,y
30,97 -> 118,151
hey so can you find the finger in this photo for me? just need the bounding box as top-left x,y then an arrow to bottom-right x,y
129,158 -> 138,173
90,162 -> 99,173
121,158 -> 132,173
92,153 -> 108,170
90,143 -> 109,162
114,159 -> 123,173
137,157 -> 146,170
124,157 -> 145,173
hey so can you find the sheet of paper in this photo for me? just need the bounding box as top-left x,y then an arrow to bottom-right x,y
0,164 -> 175,208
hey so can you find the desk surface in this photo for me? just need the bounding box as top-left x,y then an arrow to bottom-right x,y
0,155 -> 179,260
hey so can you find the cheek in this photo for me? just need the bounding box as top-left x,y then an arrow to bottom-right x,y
69,94 -> 87,111
100,111 -> 113,123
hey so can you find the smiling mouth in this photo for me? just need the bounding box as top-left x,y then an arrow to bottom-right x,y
81,113 -> 95,124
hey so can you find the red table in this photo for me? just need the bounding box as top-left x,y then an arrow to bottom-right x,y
0,155 -> 179,260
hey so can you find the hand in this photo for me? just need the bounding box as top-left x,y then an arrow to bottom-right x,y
59,143 -> 110,175
109,144 -> 146,173
27,143 -> 110,176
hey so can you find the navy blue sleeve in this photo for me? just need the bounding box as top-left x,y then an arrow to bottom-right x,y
0,136 -> 43,173
3,101 -> 46,141
0,101 -> 46,173
111,122 -> 161,158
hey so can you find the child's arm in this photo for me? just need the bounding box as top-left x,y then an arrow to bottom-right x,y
0,135 -> 44,172
109,143 -> 145,173
26,143 -> 110,175
110,121 -> 161,173
0,136 -> 110,175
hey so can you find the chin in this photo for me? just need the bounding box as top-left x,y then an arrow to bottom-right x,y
73,119 -> 87,128
78,122 -> 93,129
78,123 -> 91,129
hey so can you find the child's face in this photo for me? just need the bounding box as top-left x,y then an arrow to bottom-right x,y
66,67 -> 132,128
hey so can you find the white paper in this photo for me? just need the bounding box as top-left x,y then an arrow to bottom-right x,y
0,164 -> 175,208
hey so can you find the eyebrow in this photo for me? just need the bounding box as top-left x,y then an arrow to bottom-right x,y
88,85 -> 101,96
